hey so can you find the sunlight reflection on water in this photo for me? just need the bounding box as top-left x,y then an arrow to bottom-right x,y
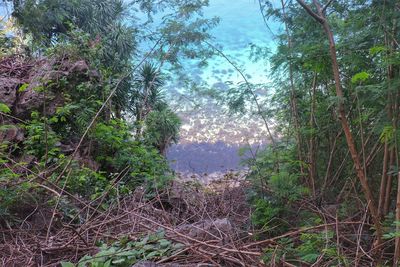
167,0 -> 280,174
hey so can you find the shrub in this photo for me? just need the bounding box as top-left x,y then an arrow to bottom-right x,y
61,230 -> 183,267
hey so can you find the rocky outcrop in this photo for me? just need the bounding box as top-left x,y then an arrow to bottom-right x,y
0,56 -> 97,120
0,55 -> 100,169
0,77 -> 21,107
0,125 -> 24,144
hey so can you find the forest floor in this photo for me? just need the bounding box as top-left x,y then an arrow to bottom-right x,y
1,172 -> 269,266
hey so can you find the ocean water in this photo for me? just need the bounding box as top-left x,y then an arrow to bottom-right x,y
167,0 -> 281,174
198,0 -> 279,84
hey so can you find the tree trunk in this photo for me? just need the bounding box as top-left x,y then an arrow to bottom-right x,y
280,0 -> 305,177
309,73 -> 318,197
296,0 -> 382,242
394,151 -> 400,266
378,141 -> 389,218
392,85 -> 400,267
384,149 -> 395,216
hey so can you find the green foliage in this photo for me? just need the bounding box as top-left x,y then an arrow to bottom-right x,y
0,147 -> 38,221
91,119 -> 172,191
14,0 -> 137,115
251,199 -> 282,231
18,83 -> 29,92
297,231 -> 333,263
382,217 -> 400,240
0,102 -> 11,113
379,125 -> 396,144
0,0 -> 206,222
23,111 -> 61,163
0,18 -> 16,56
351,71 -> 370,84
131,63 -> 165,110
248,0 -> 400,264
63,166 -> 110,201
62,230 -> 183,267
144,107 -> 181,155
247,146 -> 307,201
246,146 -> 308,235
369,45 -> 387,56
262,230 -> 347,265
13,0 -> 130,48
269,171 -> 307,202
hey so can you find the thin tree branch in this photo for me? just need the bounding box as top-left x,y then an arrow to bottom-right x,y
257,0 -> 277,39
204,41 -> 276,147
295,0 -> 324,23
322,0 -> 334,13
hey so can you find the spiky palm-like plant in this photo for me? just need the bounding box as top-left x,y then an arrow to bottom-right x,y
144,107 -> 181,156
131,62 -> 165,136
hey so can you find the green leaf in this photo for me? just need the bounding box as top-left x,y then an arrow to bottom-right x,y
0,103 -> 11,113
158,239 -> 171,248
369,45 -> 386,55
145,250 -> 160,259
379,126 -> 395,143
33,85 -> 44,92
111,258 -> 126,264
301,253 -> 319,263
117,250 -> 139,257
172,243 -> 185,250
18,83 -> 29,92
383,232 -> 400,239
61,262 -> 75,267
351,72 -> 370,84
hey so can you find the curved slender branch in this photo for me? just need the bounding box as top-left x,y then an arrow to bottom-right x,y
204,41 -> 276,147
295,0 -> 324,23
322,0 -> 334,13
257,0 -> 277,39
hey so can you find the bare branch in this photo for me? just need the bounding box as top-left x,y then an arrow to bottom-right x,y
204,41 -> 277,147
322,0 -> 335,13
295,0 -> 324,23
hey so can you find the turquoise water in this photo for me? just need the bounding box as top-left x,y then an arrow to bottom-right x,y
199,0 -> 279,85
167,0 -> 280,90
167,0 -> 281,174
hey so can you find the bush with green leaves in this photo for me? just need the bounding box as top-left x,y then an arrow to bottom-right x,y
261,211 -> 349,265
382,216 -> 400,241
245,145 -> 308,235
143,107 -> 181,156
251,198 -> 283,234
0,157 -> 34,221
37,118 -> 172,203
23,111 -> 61,164
0,0 -> 216,236
90,119 -> 172,190
61,230 -> 183,267
262,230 -> 347,266
0,56 -> 172,222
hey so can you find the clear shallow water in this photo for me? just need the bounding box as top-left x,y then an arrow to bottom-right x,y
172,0 -> 280,88
199,0 -> 279,84
167,0 -> 280,174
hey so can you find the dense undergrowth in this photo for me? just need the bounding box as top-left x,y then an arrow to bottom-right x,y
239,1 -> 400,265
0,42 -> 172,221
